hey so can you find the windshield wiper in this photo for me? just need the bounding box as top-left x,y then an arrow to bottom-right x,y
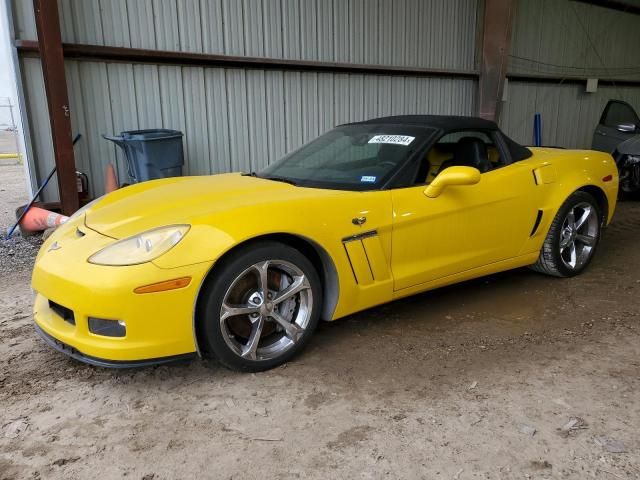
263,175 -> 299,186
243,171 -> 299,186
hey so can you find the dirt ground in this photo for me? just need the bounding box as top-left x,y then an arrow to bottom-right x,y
0,164 -> 639,480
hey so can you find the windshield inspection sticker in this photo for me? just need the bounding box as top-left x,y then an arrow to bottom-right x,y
360,176 -> 377,183
368,134 -> 415,146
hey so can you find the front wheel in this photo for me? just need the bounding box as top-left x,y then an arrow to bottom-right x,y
198,242 -> 322,372
531,191 -> 602,278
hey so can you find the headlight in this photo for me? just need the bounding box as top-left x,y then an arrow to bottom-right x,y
88,225 -> 190,266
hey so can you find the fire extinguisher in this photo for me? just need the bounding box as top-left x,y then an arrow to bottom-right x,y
76,170 -> 89,200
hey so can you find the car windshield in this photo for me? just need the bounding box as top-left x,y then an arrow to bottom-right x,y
258,124 -> 436,190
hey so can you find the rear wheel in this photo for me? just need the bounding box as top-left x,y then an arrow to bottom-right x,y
199,242 -> 322,372
531,191 -> 601,278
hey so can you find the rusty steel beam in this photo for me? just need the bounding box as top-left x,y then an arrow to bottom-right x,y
478,0 -> 516,122
15,40 -> 480,80
32,0 -> 78,215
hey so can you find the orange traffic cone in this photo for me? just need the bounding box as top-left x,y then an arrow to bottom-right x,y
105,163 -> 119,193
18,206 -> 69,235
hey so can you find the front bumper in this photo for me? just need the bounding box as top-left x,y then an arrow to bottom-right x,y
34,323 -> 196,368
32,221 -> 213,365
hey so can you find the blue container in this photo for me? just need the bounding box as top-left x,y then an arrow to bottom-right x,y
533,113 -> 542,147
103,129 -> 184,183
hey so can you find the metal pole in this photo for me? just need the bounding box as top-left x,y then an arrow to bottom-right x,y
8,97 -> 15,128
32,0 -> 78,215
7,98 -> 19,158
477,0 -> 516,122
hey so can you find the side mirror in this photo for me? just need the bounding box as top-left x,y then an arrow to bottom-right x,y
617,123 -> 637,133
424,166 -> 481,198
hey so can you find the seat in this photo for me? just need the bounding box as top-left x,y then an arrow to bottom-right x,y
438,137 -> 492,174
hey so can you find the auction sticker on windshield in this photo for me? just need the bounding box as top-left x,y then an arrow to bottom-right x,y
368,135 -> 415,146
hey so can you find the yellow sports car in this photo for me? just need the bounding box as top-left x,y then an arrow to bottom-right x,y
32,115 -> 618,371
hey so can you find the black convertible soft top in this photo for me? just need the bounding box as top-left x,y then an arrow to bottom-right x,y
345,115 -> 532,162
348,114 -> 499,131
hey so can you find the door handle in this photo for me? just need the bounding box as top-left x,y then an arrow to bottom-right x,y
352,216 -> 367,226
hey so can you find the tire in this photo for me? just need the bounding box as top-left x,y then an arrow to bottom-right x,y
198,241 -> 322,372
531,191 -> 602,278
618,164 -> 640,200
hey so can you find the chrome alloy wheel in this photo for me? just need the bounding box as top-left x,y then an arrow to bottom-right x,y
558,201 -> 598,270
219,260 -> 313,361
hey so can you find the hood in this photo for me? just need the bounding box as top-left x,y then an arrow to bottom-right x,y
616,134 -> 640,155
85,173 -> 342,239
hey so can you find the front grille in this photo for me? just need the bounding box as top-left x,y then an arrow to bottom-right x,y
49,300 -> 75,325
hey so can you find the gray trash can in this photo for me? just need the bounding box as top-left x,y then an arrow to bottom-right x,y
103,129 -> 184,183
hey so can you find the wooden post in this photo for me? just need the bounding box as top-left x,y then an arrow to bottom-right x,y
478,0 -> 515,122
32,0 -> 78,215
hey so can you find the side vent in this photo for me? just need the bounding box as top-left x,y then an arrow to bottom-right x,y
343,240 -> 374,285
530,210 -> 543,236
342,230 -> 390,285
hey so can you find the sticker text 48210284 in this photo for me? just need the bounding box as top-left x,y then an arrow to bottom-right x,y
368,135 -> 415,146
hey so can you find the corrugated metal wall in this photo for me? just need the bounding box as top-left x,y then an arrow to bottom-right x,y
502,0 -> 640,147
20,58 -> 476,200
13,0 -> 480,201
510,0 -> 640,80
14,0 -> 478,69
16,0 -> 640,200
500,81 -> 640,148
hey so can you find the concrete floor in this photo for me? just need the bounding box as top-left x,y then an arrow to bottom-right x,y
1,165 -> 639,479
0,130 -> 18,155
